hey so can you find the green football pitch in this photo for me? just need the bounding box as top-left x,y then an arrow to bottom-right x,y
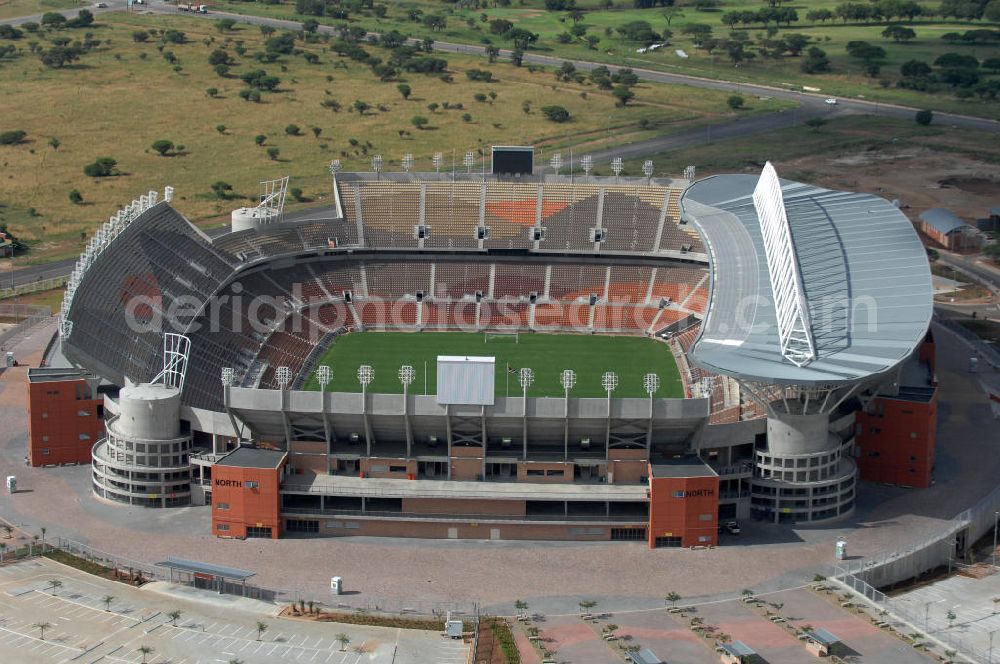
301,332 -> 684,398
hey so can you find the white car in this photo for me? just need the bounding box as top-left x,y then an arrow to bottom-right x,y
94,1 -> 107,6
824,98 -> 838,105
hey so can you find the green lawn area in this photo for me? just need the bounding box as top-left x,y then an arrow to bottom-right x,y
0,0 -> 82,20
301,331 -> 684,398
212,0 -> 1000,119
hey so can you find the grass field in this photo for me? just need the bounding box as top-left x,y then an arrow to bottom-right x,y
213,0 -> 1000,119
0,13 -> 788,264
0,0 -> 81,20
300,331 -> 684,398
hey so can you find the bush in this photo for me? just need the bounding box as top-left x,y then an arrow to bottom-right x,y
83,157 -> 117,177
290,187 -> 304,201
727,95 -> 744,110
216,124 -> 226,134
411,115 -> 429,129
255,134 -> 267,146
132,30 -> 149,43
206,87 -> 218,98
285,124 -> 301,136
40,12 -> 66,28
0,130 -> 26,145
541,105 -> 570,122
151,139 -> 174,156
397,83 -> 411,99
915,109 -> 934,125
69,189 -> 83,205
211,181 -> 233,199
267,147 -> 280,160
612,85 -> 635,107
462,113 -> 472,122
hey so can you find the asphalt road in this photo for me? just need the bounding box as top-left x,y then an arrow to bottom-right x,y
2,0 -> 997,285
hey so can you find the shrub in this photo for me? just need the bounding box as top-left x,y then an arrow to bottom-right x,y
255,134 -> 267,146
0,130 -> 27,145
151,139 -> 174,156
540,105 -> 570,122
206,87 -> 218,97
69,189 -> 83,205
48,137 -> 60,150
311,127 -> 321,138
411,115 -> 429,129
83,157 -> 117,177
727,95 -> 744,110
132,30 -> 149,43
397,83 -> 411,99
40,12 -> 66,28
267,147 -> 280,160
216,124 -> 226,134
290,187 -> 304,201
210,181 -> 233,199
285,124 -> 301,136
915,109 -> 933,125
320,99 -> 341,112
612,85 -> 635,107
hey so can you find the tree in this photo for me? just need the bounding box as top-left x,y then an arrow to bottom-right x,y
211,181 -> 233,199
48,136 -> 60,151
151,139 -> 174,156
256,620 -> 268,641
514,599 -> 529,616
290,187 -> 304,202
311,126 -> 321,139
612,85 -> 635,107
926,248 -> 940,262
947,609 -> 956,627
579,599 -> 598,615
168,610 -> 182,626
40,12 -> 66,28
541,105 -> 571,122
254,134 -> 267,146
805,117 -> 828,131
34,622 -> 52,640
69,189 -> 83,205
397,83 -> 411,99
915,109 -> 933,125
665,592 -> 681,608
336,633 -> 350,651
727,95 -> 744,110
411,116 -> 429,129
984,58 -> 1000,73
801,46 -> 830,73
0,130 -> 26,145
215,124 -> 226,135
206,87 -> 219,98
285,124 -> 301,136
353,100 -> 370,115
83,157 -> 117,177
102,595 -> 115,611
462,113 -> 472,122
882,25 -> 916,43
901,59 -> 932,78
138,645 -> 154,664
132,30 -> 149,43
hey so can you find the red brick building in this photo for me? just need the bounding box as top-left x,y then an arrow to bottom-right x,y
647,459 -> 719,548
26,368 -> 105,466
855,333 -> 938,488
211,447 -> 288,539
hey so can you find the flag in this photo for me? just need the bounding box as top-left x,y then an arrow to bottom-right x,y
507,363 -> 517,375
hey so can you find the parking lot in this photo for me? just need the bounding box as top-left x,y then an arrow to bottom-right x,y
0,558 -> 469,664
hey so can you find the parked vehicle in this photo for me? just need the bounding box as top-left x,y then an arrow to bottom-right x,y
824,98 -> 838,105
725,521 -> 741,535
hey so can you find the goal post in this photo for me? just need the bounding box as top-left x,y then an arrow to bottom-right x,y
484,331 -> 519,344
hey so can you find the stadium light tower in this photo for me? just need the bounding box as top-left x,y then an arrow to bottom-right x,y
358,364 -> 375,456
560,369 -> 576,460
276,366 -> 291,390
371,155 -> 383,177
433,152 -> 444,173
399,364 -> 415,457
519,367 -> 534,459
602,371 -> 618,459
612,157 -> 623,182
642,160 -> 654,181
550,153 -> 562,175
402,153 -> 413,173
221,367 -> 234,387
329,159 -> 342,176
643,372 -> 660,452
316,364 -> 331,391
581,155 -> 593,176
464,151 -> 475,174
683,165 -> 696,180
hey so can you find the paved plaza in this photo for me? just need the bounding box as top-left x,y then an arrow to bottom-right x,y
0,557 -> 468,664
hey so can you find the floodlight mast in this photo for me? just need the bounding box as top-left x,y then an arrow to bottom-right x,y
221,367 -> 234,387
316,365 -> 331,391
560,369 -> 576,460
581,155 -> 593,176
519,367 -> 534,459
642,160 -> 654,181
329,160 -> 342,176
550,153 -> 562,175
602,371 -> 618,459
433,152 -> 443,173
358,364 -> 375,456
399,364 -> 415,457
371,155 -> 383,180
643,372 -> 660,452
275,366 -> 291,390
402,153 -> 413,173
464,151 -> 475,174
612,157 -> 623,182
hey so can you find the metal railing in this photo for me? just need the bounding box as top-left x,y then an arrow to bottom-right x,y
0,276 -> 67,301
281,506 -> 647,523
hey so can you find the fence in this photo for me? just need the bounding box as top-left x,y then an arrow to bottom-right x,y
0,308 -> 54,350
0,276 -> 67,301
53,536 -> 478,619
936,315 -> 1000,370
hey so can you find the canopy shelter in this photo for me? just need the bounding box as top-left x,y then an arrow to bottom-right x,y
158,556 -> 256,596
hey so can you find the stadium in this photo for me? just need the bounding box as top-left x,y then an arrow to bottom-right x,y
33,147 -> 935,549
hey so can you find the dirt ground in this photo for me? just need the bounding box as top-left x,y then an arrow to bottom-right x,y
779,143 -> 998,226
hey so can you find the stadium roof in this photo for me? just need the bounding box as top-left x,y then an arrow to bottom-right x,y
216,446 -> 287,469
681,170 -> 932,386
919,208 -> 967,236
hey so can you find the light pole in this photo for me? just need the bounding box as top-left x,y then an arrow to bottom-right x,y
358,364 -> 374,457
602,371 -> 618,463
399,364 -> 415,458
275,366 -> 291,390
550,153 -> 562,175
401,153 -> 413,173
993,511 -> 998,567
371,155 -> 383,181
643,372 -> 660,454
464,151 -> 475,174
561,369 -> 576,461
316,365 -> 331,391
581,155 -> 593,177
519,368 -> 534,460
433,152 -> 443,173
611,157 -> 623,183
316,364 -> 333,451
